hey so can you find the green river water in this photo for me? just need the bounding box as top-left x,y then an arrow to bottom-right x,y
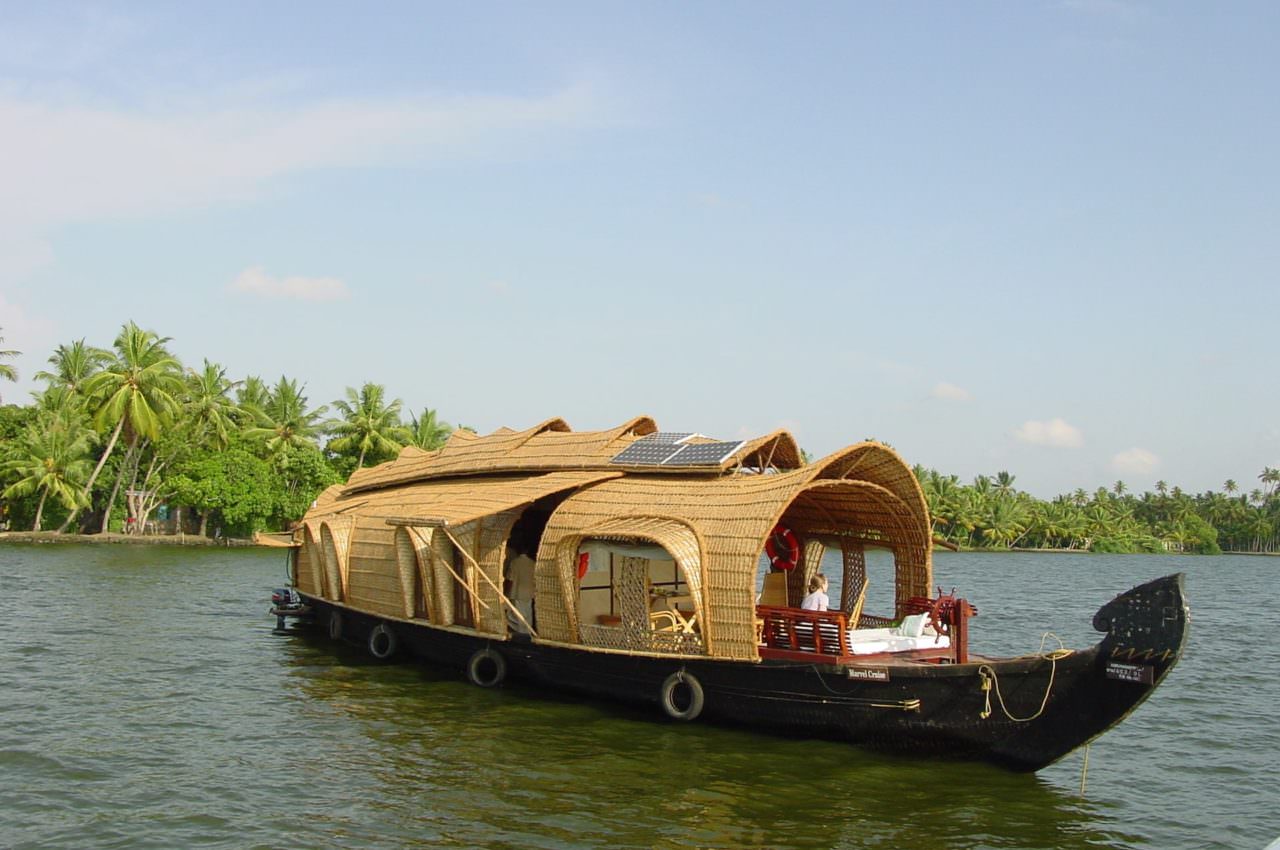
1,544 -> 1276,849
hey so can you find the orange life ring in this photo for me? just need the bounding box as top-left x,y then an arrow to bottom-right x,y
765,525 -> 799,571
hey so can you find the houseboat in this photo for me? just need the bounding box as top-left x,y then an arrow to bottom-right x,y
267,416 -> 1188,772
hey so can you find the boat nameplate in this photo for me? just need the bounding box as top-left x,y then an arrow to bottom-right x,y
847,666 -> 890,682
1105,661 -> 1154,684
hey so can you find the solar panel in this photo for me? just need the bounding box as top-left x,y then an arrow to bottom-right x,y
663,441 -> 745,467
610,439 -> 683,466
646,432 -> 695,444
610,433 -> 741,467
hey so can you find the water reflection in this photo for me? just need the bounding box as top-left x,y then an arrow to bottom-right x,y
281,627 -> 1136,850
5,545 -> 1271,850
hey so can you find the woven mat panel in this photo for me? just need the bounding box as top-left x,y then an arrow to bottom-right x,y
296,534 -> 320,596
536,536 -> 579,644
580,623 -> 628,650
319,518 -> 353,602
618,556 -> 651,651
792,538 -> 825,602
343,513 -> 405,619
448,521 -> 482,631
650,632 -> 705,654
840,542 -> 867,616
302,521 -> 327,597
429,527 -> 457,626
407,526 -> 437,621
393,526 -> 431,620
473,511 -> 520,635
895,547 -> 932,618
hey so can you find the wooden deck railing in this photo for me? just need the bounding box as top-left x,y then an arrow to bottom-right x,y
757,606 -> 850,657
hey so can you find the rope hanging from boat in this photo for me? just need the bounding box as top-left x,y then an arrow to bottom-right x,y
1079,743 -> 1091,796
978,633 -> 1074,723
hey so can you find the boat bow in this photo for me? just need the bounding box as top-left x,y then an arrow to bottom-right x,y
1094,572 -> 1189,683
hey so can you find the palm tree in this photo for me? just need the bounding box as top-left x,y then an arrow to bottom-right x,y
325,382 -> 412,469
60,322 -> 184,532
2,414 -> 94,530
981,497 -> 1029,548
1224,479 -> 1238,495
1113,480 -> 1127,497
408,407 -> 453,451
0,328 -> 19,400
1260,467 -> 1280,503
246,377 -> 327,455
184,360 -> 241,449
35,339 -> 110,399
234,375 -> 270,425
993,471 -> 1016,497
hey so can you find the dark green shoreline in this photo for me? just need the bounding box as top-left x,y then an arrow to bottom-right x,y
0,531 -> 258,547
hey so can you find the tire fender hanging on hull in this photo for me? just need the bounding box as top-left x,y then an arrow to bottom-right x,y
368,623 -> 397,660
660,670 -> 705,721
467,647 -> 507,687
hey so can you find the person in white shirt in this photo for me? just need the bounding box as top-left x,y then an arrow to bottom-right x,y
506,547 -> 537,633
800,573 -> 829,611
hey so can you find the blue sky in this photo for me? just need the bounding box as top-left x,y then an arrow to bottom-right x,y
1,1 -> 1276,498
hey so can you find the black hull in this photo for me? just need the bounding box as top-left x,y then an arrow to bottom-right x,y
290,573 -> 1188,772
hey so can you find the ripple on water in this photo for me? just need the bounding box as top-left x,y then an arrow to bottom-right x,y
2,546 -> 1277,850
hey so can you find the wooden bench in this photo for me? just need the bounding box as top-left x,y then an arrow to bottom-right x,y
756,605 -> 850,658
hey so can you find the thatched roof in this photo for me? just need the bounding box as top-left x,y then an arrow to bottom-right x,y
342,415 -> 803,495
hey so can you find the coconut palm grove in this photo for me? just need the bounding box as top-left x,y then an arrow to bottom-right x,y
1,323 -> 1277,554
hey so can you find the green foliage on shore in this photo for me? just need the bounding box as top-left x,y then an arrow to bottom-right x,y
0,322 -> 451,537
915,467 -> 1279,555
2,321 -> 1277,553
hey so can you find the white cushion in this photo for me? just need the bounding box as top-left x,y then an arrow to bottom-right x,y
897,613 -> 929,638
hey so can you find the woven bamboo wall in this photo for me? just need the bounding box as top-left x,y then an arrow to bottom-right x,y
393,529 -> 416,619
318,520 -> 347,602
535,461 -> 931,661
535,472 -> 807,659
780,480 -> 930,616
393,526 -> 427,620
544,515 -> 706,648
296,526 -> 322,597
429,528 -> 457,626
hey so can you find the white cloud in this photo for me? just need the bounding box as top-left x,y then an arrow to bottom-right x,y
1111,447 -> 1160,475
1012,418 -> 1084,448
931,382 -> 972,402
229,266 -> 348,302
0,81 -> 606,283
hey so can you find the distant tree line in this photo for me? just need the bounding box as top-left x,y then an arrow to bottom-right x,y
0,323 -> 462,537
914,467 -> 1280,555
2,324 -> 1277,552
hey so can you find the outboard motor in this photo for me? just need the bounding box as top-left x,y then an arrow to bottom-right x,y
270,587 -> 306,633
